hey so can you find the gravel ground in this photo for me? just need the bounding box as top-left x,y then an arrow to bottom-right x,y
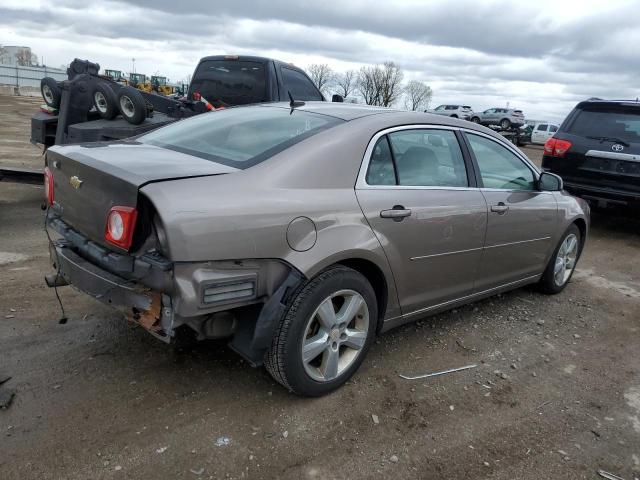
0,93 -> 639,479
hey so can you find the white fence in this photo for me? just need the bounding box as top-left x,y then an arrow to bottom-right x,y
0,64 -> 67,89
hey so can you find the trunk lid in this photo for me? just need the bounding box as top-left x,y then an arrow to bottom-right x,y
47,142 -> 238,246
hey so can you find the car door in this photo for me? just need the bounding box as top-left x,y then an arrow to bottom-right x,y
464,132 -> 558,290
532,124 -> 548,144
356,127 -> 488,317
483,109 -> 496,123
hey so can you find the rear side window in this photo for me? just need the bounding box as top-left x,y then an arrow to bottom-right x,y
139,106 -> 342,169
567,108 -> 640,143
466,134 -> 535,190
366,137 -> 396,185
537,124 -> 548,132
366,129 -> 468,187
281,67 -> 323,101
189,60 -> 267,105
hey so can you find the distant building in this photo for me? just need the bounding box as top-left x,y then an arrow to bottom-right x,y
0,45 -> 35,66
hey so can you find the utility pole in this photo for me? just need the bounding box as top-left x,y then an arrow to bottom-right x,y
132,58 -> 136,74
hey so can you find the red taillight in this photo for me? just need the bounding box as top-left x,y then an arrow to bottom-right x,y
105,206 -> 138,250
44,166 -> 54,206
544,138 -> 572,158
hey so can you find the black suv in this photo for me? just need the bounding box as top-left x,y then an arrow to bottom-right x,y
541,99 -> 640,208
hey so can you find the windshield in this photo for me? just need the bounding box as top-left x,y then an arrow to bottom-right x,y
568,107 -> 640,143
189,60 -> 267,106
138,106 -> 344,169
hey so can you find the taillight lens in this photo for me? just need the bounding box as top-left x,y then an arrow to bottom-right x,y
44,166 -> 54,206
544,138 -> 572,158
105,206 -> 138,250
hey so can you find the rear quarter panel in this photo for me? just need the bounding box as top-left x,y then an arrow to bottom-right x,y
140,118 -> 410,319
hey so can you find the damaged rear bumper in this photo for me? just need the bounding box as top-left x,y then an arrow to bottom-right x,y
49,241 -> 171,341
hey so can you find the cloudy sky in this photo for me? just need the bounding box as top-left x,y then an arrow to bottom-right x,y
2,0 -> 639,122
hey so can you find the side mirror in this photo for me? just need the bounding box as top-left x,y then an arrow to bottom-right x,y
539,171 -> 563,191
331,94 -> 344,103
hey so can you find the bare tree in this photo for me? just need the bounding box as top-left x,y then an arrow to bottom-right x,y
357,61 -> 404,107
357,65 -> 383,106
403,80 -> 433,111
307,64 -> 334,93
378,62 -> 404,107
335,70 -> 356,99
15,48 -> 37,66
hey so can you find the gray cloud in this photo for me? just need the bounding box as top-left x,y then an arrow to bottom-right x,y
1,0 -> 638,121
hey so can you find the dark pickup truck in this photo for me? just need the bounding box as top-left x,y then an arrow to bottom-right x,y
30,55 -> 332,149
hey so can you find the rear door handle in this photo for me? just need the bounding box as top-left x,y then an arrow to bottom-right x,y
380,207 -> 412,221
490,202 -> 509,214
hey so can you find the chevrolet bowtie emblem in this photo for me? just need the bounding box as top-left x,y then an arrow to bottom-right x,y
69,175 -> 83,189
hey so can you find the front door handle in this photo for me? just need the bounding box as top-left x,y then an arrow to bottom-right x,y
380,206 -> 412,221
490,202 -> 509,214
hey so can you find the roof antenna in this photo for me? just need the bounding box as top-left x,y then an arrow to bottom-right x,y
288,91 -> 305,113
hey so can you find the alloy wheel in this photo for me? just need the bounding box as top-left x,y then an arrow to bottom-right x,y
301,289 -> 369,382
554,233 -> 578,286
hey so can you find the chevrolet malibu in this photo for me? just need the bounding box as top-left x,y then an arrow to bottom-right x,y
44,102 -> 589,396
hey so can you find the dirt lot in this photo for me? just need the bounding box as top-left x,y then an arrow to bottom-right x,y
1,93 -> 639,479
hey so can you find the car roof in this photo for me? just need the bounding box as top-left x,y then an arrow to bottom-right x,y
258,101 -> 403,121
257,102 -> 508,139
575,98 -> 640,109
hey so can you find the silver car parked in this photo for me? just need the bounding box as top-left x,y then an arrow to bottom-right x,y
427,104 -> 474,120
44,103 -> 589,396
471,108 -> 525,129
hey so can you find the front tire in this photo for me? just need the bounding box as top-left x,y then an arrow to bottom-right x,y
264,266 -> 377,396
471,116 -> 481,124
538,224 -> 581,294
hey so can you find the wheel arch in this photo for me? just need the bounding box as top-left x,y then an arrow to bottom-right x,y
335,258 -> 389,332
572,217 -> 588,253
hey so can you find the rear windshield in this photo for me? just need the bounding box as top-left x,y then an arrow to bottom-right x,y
568,107 -> 640,143
138,106 -> 343,169
189,60 -> 267,106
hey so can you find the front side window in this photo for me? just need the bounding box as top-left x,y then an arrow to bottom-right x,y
366,129 -> 468,187
466,133 -> 535,190
139,106 -> 342,169
281,67 -> 323,101
549,125 -> 558,132
537,124 -> 548,132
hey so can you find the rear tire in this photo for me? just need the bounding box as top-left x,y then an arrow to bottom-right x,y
41,77 -> 61,109
450,114 -> 458,118
117,86 -> 147,125
500,118 -> 512,129
93,83 -> 118,120
538,224 -> 581,294
264,266 -> 377,396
